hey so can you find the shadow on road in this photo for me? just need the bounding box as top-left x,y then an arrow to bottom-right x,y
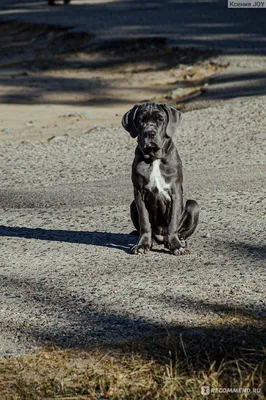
1,0 -> 266,55
0,0 -> 266,107
0,225 -> 137,252
0,272 -> 265,389
1,226 -> 266,261
200,70 -> 266,101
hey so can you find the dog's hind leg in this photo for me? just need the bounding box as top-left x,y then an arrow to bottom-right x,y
177,199 -> 199,242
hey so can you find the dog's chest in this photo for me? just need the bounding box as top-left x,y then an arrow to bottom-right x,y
145,159 -> 171,201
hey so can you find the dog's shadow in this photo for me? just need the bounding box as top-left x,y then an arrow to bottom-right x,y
0,226 -> 139,253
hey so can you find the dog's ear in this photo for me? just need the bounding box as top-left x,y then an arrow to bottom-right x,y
121,105 -> 140,138
161,104 -> 182,138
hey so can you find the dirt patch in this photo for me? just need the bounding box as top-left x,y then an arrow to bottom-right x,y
0,21 -> 227,142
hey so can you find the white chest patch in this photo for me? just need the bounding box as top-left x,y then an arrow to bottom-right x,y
146,159 -> 171,201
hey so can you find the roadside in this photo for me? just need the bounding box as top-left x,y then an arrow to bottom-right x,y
0,21 -> 227,143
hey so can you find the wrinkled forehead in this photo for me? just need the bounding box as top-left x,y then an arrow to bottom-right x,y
137,103 -> 166,121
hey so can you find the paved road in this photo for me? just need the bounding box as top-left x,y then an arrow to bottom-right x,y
1,99 -> 266,355
0,0 -> 266,356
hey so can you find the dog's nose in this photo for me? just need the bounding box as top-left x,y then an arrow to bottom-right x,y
145,131 -> 156,138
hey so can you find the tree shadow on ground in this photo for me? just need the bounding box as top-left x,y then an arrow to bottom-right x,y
1,66 -> 266,106
1,0 -> 266,55
198,71 -> 266,102
1,225 -> 265,390
206,238 -> 266,263
0,21 -> 218,106
0,273 -> 265,392
226,241 -> 266,262
0,0 -> 266,107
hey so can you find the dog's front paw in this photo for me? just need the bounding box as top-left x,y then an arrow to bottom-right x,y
168,234 -> 190,256
130,244 -> 150,255
130,233 -> 152,255
168,234 -> 182,250
171,247 -> 190,256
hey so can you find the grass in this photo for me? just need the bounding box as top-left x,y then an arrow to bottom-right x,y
0,314 -> 265,399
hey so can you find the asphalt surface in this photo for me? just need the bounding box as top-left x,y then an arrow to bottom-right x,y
1,99 -> 266,355
0,0 -> 266,53
0,0 -> 266,356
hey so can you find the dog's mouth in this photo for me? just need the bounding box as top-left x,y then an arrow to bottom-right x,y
142,144 -> 160,158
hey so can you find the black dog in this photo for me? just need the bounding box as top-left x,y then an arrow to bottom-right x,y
122,102 -> 199,255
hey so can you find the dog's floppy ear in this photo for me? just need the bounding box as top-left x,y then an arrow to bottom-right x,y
161,103 -> 182,138
121,104 -> 140,138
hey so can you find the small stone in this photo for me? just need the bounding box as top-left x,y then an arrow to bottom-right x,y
7,219 -> 16,224
48,134 -> 69,143
202,231 -> 211,238
168,88 -> 184,99
25,120 -> 36,126
60,111 -> 91,119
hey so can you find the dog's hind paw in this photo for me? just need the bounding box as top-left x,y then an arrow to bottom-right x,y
130,244 -> 150,255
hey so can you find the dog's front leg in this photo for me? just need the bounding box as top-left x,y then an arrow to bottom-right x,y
168,185 -> 188,255
131,188 -> 152,255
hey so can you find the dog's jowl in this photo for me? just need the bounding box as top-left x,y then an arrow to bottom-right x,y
122,102 -> 199,256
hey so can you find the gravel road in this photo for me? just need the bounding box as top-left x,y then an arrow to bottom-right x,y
1,96 -> 265,356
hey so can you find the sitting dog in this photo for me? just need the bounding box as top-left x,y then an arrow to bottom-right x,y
122,102 -> 199,255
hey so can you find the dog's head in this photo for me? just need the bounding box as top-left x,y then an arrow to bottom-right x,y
122,102 -> 182,159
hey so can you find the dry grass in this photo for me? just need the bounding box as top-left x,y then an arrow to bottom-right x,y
0,314 -> 265,400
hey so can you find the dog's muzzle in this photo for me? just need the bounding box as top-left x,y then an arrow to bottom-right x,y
142,143 -> 160,158
140,131 -> 160,156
